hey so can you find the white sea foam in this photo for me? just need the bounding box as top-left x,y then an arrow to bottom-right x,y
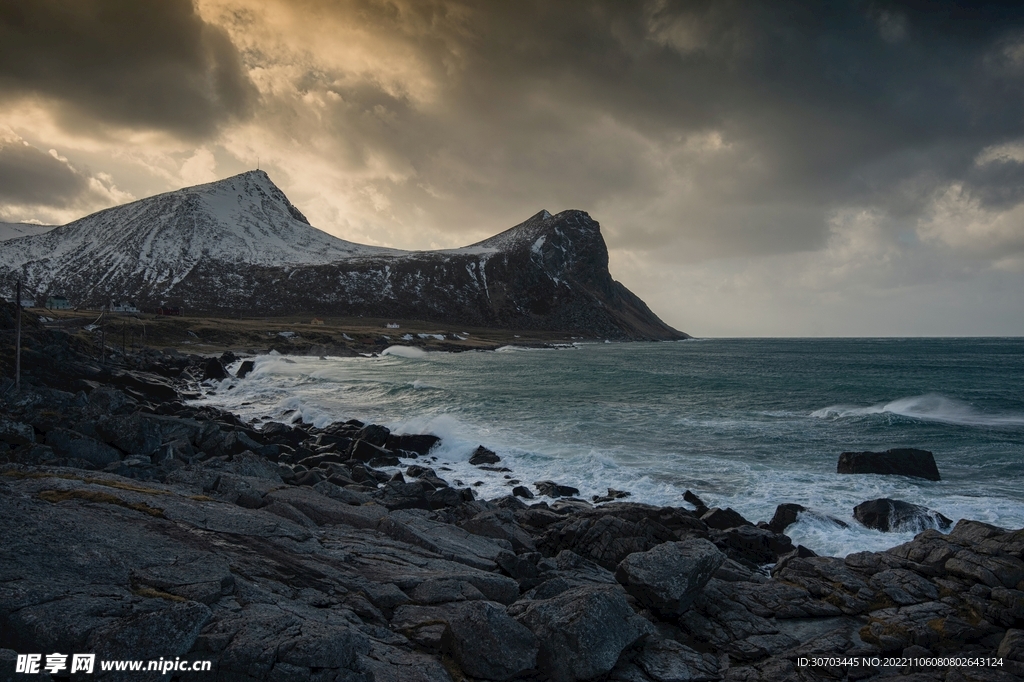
194,346 -> 1024,559
811,393 -> 1024,428
380,345 -> 429,359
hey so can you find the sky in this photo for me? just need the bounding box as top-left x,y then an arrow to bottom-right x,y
1,0 -> 1024,336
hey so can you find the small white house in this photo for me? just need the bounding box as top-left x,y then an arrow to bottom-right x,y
385,322 -> 400,329
45,295 -> 71,310
110,301 -> 139,313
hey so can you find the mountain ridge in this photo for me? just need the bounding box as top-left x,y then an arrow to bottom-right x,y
0,171 -> 686,340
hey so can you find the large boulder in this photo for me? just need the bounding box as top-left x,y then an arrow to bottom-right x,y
614,538 -> 726,617
440,601 -> 538,681
511,585 -> 651,682
853,498 -> 952,532
0,418 -> 35,446
837,448 -> 941,481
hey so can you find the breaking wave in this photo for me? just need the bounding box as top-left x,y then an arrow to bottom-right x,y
811,394 -> 1024,428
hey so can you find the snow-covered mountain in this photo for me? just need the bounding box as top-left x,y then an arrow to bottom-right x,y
0,222 -> 55,242
0,171 -> 684,339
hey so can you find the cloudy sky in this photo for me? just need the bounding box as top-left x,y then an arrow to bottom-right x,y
2,0 -> 1023,336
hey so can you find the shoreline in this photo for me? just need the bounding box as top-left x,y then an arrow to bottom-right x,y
2,309 -> 1023,680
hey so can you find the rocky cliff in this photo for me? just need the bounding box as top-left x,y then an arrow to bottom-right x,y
0,172 -> 685,340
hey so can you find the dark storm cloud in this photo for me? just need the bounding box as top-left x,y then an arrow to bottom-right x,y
0,140 -> 88,207
0,0 -> 257,138
287,0 -> 1024,257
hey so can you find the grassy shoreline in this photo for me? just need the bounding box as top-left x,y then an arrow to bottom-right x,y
25,308 -> 599,357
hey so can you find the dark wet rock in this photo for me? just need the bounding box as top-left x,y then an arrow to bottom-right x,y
712,525 -> 796,566
386,433 -> 441,455
854,498 -> 953,532
202,357 -> 228,381
534,480 -> 580,498
767,503 -> 806,534
469,445 -> 501,465
376,510 -> 516,574
615,538 -> 726,617
440,601 -> 538,681
838,448 -> 941,481
45,428 -> 121,467
536,503 -> 707,570
107,370 -> 179,402
869,568 -> 940,606
511,585 -> 652,682
512,485 -> 535,499
235,360 -> 255,378
350,438 -> 392,464
458,509 -> 536,553
375,480 -> 432,511
357,423 -> 390,447
945,548 -> 1024,589
701,506 -> 752,530
610,636 -> 720,682
683,489 -> 709,515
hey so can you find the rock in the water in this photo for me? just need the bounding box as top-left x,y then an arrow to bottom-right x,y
614,538 -> 726,617
512,485 -> 535,499
469,445 -> 501,465
534,480 -> 580,498
837,448 -> 941,481
512,585 -> 651,682
767,503 -> 806,534
202,357 -> 228,381
357,423 -> 391,447
235,360 -> 255,378
440,601 -> 538,681
853,498 -> 952,532
683,489 -> 709,515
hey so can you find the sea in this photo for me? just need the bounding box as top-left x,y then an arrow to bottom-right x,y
194,338 -> 1024,558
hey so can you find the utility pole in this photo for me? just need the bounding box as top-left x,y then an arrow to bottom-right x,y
15,280 -> 22,391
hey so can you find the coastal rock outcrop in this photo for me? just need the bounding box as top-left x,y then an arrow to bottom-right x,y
3,305 -> 1022,681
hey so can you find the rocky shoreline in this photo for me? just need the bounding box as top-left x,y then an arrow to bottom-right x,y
1,309 -> 1023,681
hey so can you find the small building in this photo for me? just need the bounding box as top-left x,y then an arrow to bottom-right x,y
110,301 -> 139,313
385,322 -> 400,329
46,295 -> 71,310
156,306 -> 181,316
310,318 -> 324,326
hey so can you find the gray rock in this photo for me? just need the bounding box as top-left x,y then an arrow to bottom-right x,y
712,525 -> 794,565
441,601 -> 538,680
837,448 -> 941,481
946,549 -> 1024,589
377,510 -> 514,572
997,628 -> 1024,662
512,585 -> 652,682
88,600 -> 212,662
0,418 -> 35,445
263,486 -> 387,529
46,427 -> 122,467
615,538 -> 726,617
869,568 -> 939,605
458,509 -> 536,553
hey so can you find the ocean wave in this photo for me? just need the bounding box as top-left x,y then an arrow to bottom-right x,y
380,345 -> 429,359
810,393 -> 1024,428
